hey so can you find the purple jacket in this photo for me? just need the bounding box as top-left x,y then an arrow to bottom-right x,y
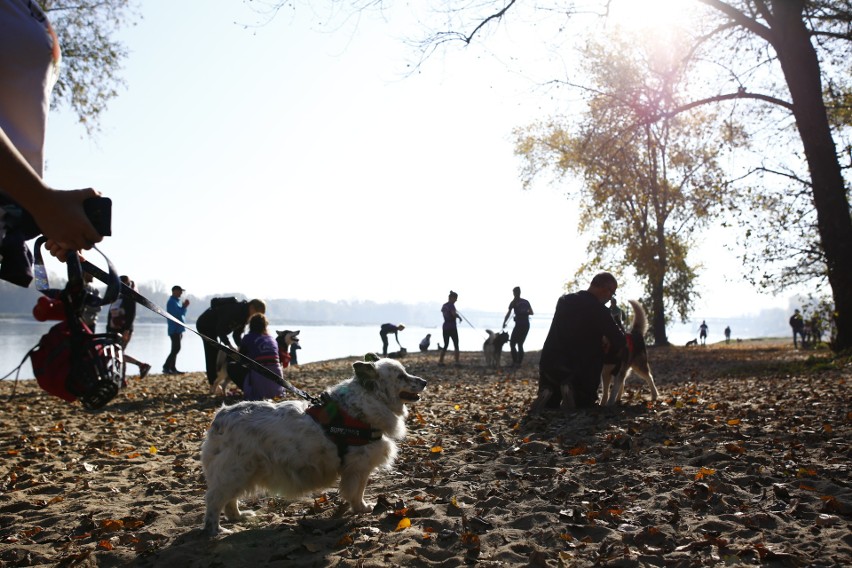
239,332 -> 285,401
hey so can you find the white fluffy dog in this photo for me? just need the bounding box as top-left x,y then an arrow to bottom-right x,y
200,355 -> 426,536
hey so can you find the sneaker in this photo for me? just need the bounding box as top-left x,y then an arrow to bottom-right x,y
139,363 -> 151,379
172,369 -> 186,375
162,367 -> 175,375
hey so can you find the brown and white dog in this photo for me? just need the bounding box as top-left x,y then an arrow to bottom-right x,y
600,300 -> 658,406
200,355 -> 426,536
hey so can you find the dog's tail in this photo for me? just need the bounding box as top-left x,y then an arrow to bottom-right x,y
627,300 -> 649,336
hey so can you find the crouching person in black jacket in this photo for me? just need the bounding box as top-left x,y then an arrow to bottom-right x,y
196,297 -> 266,386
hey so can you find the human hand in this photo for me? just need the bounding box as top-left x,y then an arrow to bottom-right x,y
33,188 -> 103,260
183,299 -> 190,307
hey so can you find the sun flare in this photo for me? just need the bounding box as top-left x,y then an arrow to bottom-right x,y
606,0 -> 694,33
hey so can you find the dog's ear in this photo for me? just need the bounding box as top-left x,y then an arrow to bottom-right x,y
353,361 -> 378,391
364,353 -> 381,362
276,330 -> 283,336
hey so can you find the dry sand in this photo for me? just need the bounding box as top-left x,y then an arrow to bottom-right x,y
0,339 -> 849,567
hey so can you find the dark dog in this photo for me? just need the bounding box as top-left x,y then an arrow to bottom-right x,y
600,300 -> 658,406
483,329 -> 510,367
685,338 -> 698,347
387,348 -> 408,359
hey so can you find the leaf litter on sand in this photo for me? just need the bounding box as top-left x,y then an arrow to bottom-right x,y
0,341 -> 849,566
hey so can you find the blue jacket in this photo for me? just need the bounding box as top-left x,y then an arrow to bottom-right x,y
166,296 -> 188,335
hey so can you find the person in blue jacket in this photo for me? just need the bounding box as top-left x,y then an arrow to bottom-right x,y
163,285 -> 189,374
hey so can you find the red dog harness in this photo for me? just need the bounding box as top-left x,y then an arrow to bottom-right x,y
625,333 -> 634,355
306,394 -> 382,459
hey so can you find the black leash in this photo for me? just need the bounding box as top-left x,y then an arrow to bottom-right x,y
456,310 -> 477,330
79,258 -> 321,405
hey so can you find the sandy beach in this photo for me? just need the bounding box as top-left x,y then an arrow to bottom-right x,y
0,339 -> 849,567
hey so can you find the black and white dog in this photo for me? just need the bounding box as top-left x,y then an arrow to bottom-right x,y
483,329 -> 510,367
600,300 -> 658,406
210,329 -> 301,395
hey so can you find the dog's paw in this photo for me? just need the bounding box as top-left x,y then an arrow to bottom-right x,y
203,524 -> 232,537
351,501 -> 372,514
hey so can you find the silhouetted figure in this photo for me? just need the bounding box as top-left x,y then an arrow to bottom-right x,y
502,286 -> 534,367
379,323 -> 405,356
724,326 -> 731,344
789,309 -> 804,349
699,321 -> 708,346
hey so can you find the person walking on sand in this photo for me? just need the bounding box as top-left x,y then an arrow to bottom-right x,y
789,309 -> 805,349
439,291 -> 462,365
107,275 -> 150,378
699,320 -> 709,346
163,285 -> 189,375
379,323 -> 405,356
502,286 -> 534,367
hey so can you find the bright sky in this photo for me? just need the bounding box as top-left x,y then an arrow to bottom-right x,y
39,0 -> 802,318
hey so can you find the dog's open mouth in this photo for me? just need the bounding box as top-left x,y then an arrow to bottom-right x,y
400,392 -> 421,402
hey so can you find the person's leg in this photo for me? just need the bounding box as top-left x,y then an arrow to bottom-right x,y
514,323 -> 530,365
203,341 -> 220,384
173,333 -> 183,371
380,332 -> 389,356
451,329 -> 460,363
163,334 -> 176,372
572,362 -> 604,408
530,366 -> 564,413
509,327 -> 519,365
164,333 -> 181,372
439,329 -> 450,364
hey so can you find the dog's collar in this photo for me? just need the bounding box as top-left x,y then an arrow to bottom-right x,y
306,393 -> 382,459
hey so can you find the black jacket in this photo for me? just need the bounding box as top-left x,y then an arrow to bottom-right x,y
540,290 -> 626,374
196,299 -> 251,347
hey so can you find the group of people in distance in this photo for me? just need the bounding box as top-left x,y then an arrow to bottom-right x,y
380,287 -> 535,368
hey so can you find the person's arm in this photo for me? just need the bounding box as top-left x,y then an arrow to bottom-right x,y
213,315 -> 234,347
232,327 -> 244,347
502,300 -> 514,328
394,330 -> 401,346
1,126 -> 102,257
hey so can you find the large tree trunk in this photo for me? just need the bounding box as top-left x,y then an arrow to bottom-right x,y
769,0 -> 852,351
650,253 -> 669,346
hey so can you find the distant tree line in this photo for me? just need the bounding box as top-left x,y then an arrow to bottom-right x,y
0,279 -> 448,328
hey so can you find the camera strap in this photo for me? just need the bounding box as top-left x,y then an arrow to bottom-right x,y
80,259 -> 321,405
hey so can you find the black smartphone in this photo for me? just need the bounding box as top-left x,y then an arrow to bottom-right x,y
83,196 -> 112,237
